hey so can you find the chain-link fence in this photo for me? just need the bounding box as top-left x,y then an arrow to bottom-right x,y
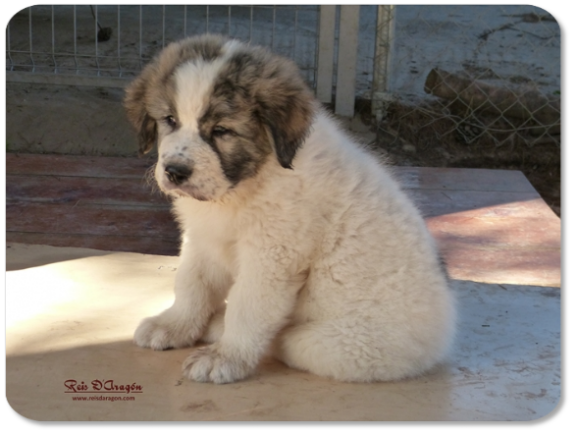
6,5 -> 560,149
5,5 -> 376,116
6,5 -> 321,86
372,5 -> 560,151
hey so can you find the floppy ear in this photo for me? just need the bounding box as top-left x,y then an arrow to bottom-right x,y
261,97 -> 315,169
137,114 -> 158,156
256,58 -> 316,169
124,71 -> 157,156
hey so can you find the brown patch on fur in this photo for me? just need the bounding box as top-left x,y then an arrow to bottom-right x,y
197,42 -> 316,176
124,34 -> 228,155
210,47 -> 315,169
198,109 -> 270,185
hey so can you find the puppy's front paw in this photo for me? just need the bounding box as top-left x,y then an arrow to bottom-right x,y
134,314 -> 197,351
182,344 -> 252,384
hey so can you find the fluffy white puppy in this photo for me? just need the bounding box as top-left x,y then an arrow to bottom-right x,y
125,34 -> 456,384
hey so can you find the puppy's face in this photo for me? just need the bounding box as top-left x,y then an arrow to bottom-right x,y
150,55 -> 273,201
124,35 -> 314,201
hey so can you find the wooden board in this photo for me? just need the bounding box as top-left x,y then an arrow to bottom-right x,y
6,153 -> 180,256
5,153 -> 560,286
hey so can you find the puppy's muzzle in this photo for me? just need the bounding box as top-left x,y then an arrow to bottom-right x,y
164,164 -> 192,186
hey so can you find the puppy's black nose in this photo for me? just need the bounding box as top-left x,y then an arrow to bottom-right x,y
164,164 -> 192,185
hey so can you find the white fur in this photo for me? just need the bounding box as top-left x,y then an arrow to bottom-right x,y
134,46 -> 456,384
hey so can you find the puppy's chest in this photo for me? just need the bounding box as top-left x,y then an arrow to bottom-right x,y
194,214 -> 240,271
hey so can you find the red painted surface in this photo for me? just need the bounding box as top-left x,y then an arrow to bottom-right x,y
6,153 -> 560,286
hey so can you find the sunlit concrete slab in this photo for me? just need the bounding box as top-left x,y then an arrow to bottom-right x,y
6,243 -> 560,421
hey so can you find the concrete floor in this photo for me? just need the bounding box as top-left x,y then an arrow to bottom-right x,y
5,242 -> 560,421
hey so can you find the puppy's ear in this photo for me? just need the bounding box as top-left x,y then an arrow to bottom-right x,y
256,57 -> 315,169
137,114 -> 158,156
124,70 -> 157,156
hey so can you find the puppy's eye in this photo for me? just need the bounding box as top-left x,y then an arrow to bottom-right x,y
164,116 -> 177,128
212,126 -> 231,137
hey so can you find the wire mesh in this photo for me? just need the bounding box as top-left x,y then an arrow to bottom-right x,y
5,5 -> 320,86
373,5 -> 560,150
5,4 -> 561,149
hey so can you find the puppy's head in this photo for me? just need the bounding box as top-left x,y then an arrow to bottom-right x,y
124,34 -> 315,201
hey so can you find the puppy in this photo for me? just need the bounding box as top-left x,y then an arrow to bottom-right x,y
124,34 -> 456,384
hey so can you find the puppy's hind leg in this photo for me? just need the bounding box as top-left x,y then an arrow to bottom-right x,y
274,319 -> 448,383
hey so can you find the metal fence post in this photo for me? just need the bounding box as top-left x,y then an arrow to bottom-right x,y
315,5 -> 336,104
372,5 -> 396,123
334,5 -> 360,117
